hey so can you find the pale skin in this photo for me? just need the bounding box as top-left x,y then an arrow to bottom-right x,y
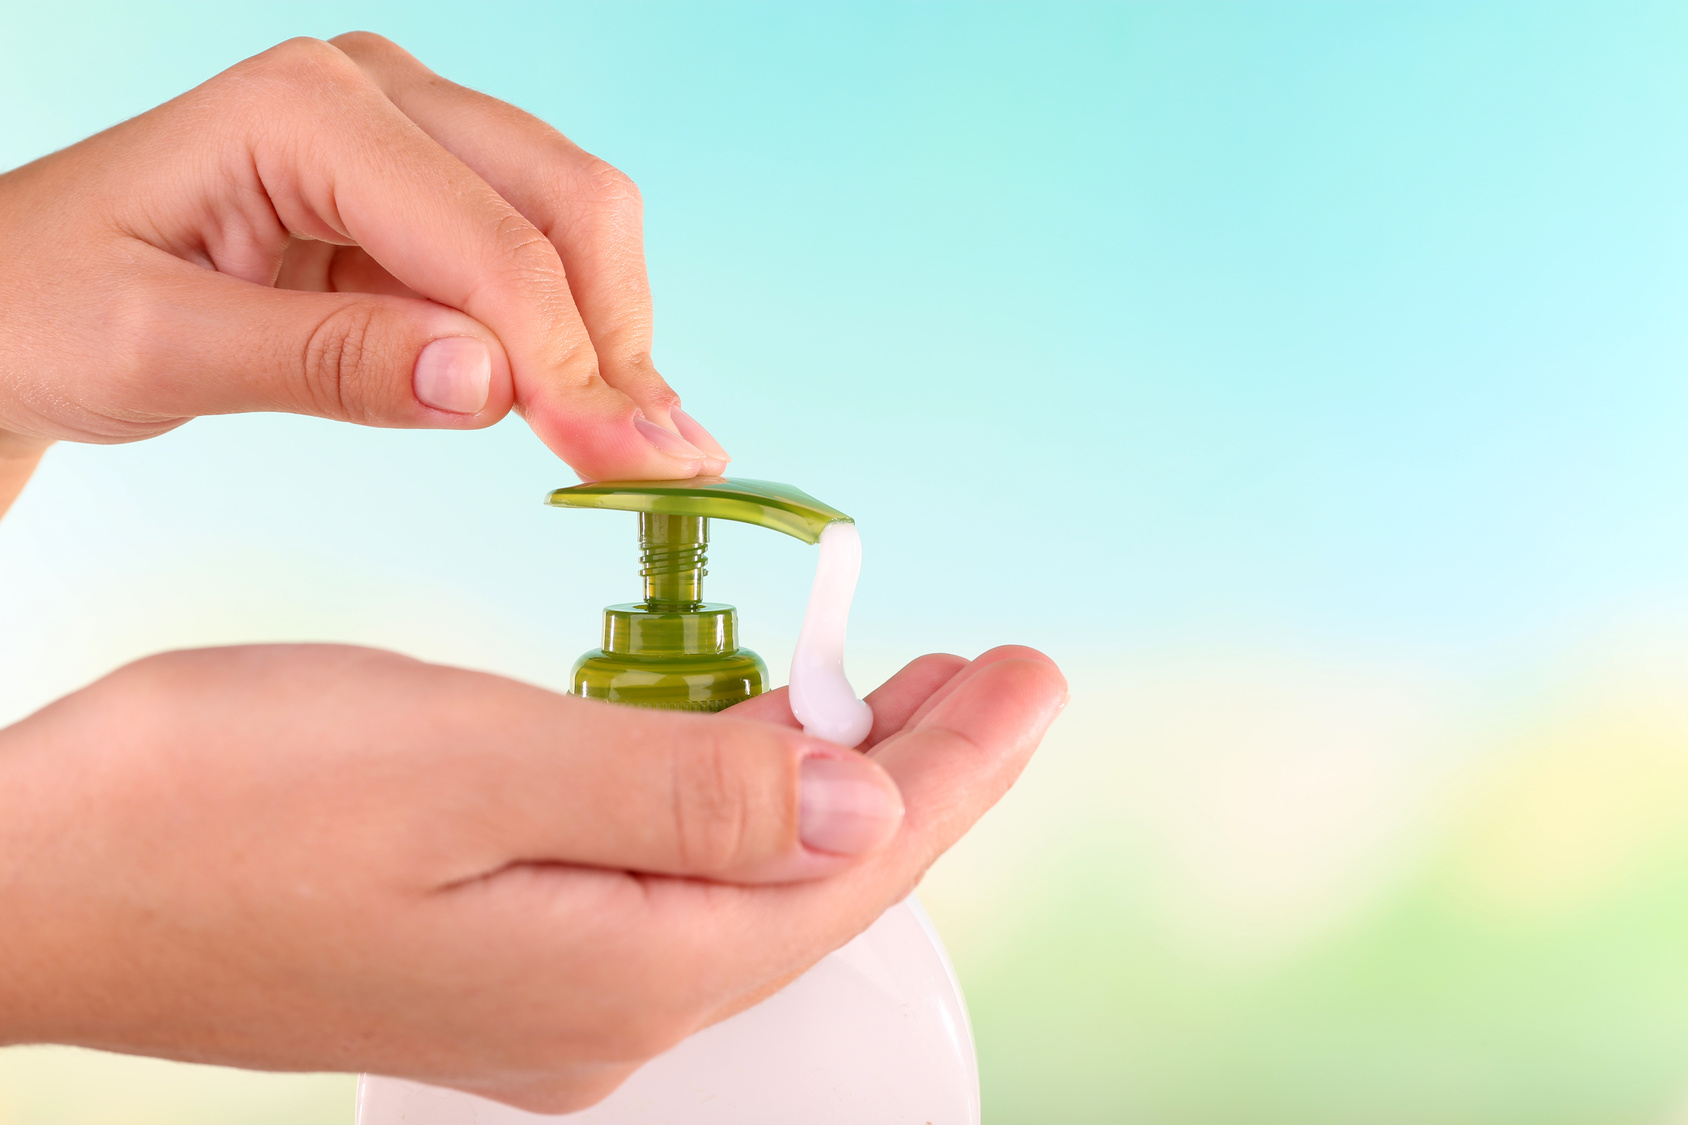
0,33 -> 1068,1114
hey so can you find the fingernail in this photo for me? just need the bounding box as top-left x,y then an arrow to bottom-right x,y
635,415 -> 706,463
799,755 -> 903,856
670,407 -> 731,463
414,337 -> 491,415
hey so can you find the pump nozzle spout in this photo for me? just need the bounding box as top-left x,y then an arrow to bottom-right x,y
545,476 -> 851,543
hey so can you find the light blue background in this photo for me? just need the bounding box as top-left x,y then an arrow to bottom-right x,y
4,4 -> 1688,1123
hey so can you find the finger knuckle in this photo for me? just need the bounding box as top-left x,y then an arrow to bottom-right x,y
478,210 -> 571,310
669,729 -> 759,873
578,158 -> 643,213
629,375 -> 678,412
549,340 -> 605,391
491,211 -> 564,281
327,30 -> 401,61
253,36 -> 350,78
233,37 -> 368,102
477,212 -> 601,386
301,301 -> 390,421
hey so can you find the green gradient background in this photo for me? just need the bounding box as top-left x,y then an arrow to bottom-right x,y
4,3 -> 1688,1122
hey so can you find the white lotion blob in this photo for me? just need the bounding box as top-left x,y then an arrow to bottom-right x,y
788,521 -> 875,747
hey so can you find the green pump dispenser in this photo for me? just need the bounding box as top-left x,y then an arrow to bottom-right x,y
546,476 -> 853,712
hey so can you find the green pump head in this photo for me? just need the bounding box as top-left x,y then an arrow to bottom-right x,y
546,476 -> 852,712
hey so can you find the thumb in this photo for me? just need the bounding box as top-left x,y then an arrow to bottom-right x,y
383,665 -> 907,886
122,258 -> 515,429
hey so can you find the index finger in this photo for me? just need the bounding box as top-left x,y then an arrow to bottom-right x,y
327,32 -> 729,474
231,38 -> 703,480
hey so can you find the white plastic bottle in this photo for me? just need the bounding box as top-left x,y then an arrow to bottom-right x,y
356,896 -> 979,1124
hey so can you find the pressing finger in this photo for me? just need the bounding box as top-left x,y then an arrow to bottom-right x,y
145,38 -> 705,478
327,31 -> 730,474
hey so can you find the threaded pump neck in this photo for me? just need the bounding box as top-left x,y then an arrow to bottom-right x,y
640,512 -> 707,609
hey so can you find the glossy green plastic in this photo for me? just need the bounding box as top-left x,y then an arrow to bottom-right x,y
545,476 -> 851,545
548,477 -> 853,712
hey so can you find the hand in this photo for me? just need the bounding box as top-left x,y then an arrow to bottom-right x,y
0,643 -> 1066,1112
0,33 -> 729,487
